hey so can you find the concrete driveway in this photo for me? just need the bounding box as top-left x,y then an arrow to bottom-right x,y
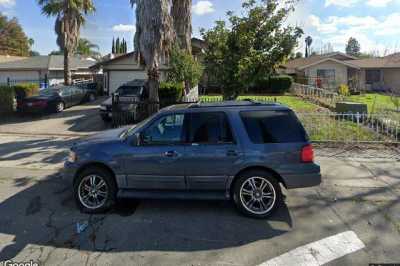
0,98 -> 109,136
0,134 -> 399,265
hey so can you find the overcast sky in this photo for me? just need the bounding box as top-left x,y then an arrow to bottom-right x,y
1,0 -> 400,56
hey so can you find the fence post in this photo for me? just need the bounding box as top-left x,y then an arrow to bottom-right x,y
7,77 -> 10,87
356,112 -> 360,142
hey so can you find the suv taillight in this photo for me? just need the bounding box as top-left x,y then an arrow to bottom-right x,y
301,144 -> 314,163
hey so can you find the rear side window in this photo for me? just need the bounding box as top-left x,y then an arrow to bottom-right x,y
240,110 -> 308,143
189,112 -> 234,144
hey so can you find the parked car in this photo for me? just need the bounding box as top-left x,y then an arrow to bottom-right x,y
76,82 -> 98,102
64,100 -> 321,218
17,85 -> 87,113
100,79 -> 148,122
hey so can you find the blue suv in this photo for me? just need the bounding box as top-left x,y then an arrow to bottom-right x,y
64,100 -> 321,218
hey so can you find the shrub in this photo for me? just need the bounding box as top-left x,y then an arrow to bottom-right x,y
0,86 -> 15,113
268,75 -> 293,93
251,75 -> 293,94
13,83 -> 39,100
159,82 -> 184,104
338,84 -> 350,96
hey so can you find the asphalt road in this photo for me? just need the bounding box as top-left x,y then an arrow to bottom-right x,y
0,97 -> 109,136
0,134 -> 399,266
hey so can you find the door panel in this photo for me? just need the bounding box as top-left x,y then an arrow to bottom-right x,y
184,112 -> 241,191
124,113 -> 187,190
185,144 -> 241,190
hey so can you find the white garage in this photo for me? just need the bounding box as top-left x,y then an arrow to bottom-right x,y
93,52 -> 169,95
0,70 -> 41,84
108,70 -> 148,94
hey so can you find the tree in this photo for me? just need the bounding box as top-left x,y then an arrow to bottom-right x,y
0,14 -> 31,56
305,36 -> 313,58
112,37 -> 115,54
115,37 -> 120,53
38,0 -> 95,85
168,45 -> 203,91
201,0 -> 303,99
346,37 -> 361,57
131,0 -> 175,114
76,38 -> 100,58
171,0 -> 192,53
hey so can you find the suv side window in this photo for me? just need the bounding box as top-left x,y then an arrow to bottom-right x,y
142,114 -> 185,145
189,112 -> 234,144
240,110 -> 308,143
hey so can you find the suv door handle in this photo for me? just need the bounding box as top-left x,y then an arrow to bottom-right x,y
226,150 -> 238,157
164,151 -> 178,158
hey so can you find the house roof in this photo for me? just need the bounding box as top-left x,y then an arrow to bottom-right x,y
0,55 -> 96,71
298,57 -> 361,70
283,52 -> 358,70
344,57 -> 400,69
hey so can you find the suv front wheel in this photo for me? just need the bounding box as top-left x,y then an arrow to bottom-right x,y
233,170 -> 282,218
73,166 -> 117,213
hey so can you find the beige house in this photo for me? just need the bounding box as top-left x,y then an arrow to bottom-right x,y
282,52 -> 400,92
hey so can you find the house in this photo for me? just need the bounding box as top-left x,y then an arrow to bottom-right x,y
282,52 -> 400,92
0,55 -> 96,86
92,38 -> 206,95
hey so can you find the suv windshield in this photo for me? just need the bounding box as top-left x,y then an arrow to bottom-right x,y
116,86 -> 142,96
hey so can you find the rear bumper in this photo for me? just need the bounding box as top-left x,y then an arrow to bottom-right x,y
280,163 -> 321,189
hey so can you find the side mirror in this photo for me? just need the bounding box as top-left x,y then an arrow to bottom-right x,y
131,132 -> 142,146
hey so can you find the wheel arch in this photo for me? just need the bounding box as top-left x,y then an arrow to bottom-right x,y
230,166 -> 287,193
74,162 -> 117,186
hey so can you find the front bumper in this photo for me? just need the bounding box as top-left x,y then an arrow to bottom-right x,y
280,163 -> 321,189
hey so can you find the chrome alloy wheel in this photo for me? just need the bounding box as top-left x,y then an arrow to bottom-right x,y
78,175 -> 109,209
239,176 -> 276,215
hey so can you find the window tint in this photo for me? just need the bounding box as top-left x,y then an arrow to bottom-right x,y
117,86 -> 142,96
189,112 -> 234,144
60,88 -> 72,96
142,114 -> 185,145
240,110 -> 307,143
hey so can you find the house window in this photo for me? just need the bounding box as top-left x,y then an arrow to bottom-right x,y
317,69 -> 335,80
366,69 -> 381,85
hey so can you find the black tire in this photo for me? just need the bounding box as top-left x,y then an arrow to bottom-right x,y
73,166 -> 117,214
232,170 -> 282,219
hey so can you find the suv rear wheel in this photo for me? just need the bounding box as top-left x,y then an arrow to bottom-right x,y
233,170 -> 282,218
73,166 -> 117,213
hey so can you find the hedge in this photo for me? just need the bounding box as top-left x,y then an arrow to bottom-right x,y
13,83 -> 39,100
159,82 -> 184,104
251,75 -> 293,94
0,86 -> 15,113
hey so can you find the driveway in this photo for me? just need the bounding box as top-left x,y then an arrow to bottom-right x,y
0,134 -> 399,265
0,98 -> 110,136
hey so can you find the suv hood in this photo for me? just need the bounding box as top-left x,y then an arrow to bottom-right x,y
77,127 -> 129,146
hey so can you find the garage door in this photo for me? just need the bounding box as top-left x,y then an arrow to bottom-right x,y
109,71 -> 147,94
0,71 -> 40,83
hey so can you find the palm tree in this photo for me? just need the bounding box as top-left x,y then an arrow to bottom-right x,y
38,0 -> 95,85
305,36 -> 313,58
76,38 -> 100,58
171,0 -> 192,53
130,0 -> 175,114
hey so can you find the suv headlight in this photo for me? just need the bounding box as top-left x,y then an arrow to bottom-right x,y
100,105 -> 107,111
67,151 -> 77,163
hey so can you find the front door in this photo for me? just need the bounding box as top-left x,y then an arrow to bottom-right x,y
184,112 -> 241,191
125,113 -> 187,190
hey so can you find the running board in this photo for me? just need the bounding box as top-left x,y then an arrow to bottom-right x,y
118,189 -> 229,200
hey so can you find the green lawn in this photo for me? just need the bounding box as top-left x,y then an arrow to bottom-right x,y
199,95 -> 384,142
345,93 -> 400,113
200,95 -> 322,113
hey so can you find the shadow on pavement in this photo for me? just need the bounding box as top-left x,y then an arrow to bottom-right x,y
0,171 -> 292,261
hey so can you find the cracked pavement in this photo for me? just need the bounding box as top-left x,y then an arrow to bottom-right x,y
0,134 -> 399,265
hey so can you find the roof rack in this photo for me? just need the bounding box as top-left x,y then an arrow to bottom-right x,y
189,99 -> 280,109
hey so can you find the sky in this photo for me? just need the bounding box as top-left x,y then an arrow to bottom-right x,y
0,0 -> 400,56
